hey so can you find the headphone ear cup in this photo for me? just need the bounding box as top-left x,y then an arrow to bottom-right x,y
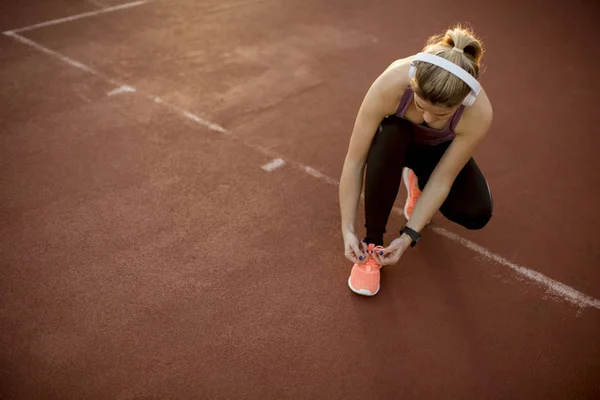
408,64 -> 416,79
462,92 -> 476,106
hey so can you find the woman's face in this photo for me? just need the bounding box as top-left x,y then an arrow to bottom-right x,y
413,94 -> 459,124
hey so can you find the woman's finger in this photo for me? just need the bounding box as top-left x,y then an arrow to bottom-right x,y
345,248 -> 358,263
345,244 -> 362,264
372,249 -> 383,264
380,250 -> 399,265
351,243 -> 366,263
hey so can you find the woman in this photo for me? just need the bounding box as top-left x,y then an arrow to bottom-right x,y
339,25 -> 494,296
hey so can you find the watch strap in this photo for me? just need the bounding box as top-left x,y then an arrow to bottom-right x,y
400,226 -> 421,247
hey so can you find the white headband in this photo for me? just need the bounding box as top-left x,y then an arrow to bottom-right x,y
410,52 -> 481,95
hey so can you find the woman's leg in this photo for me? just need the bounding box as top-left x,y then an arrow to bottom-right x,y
439,158 -> 493,229
363,116 -> 414,245
407,141 -> 493,230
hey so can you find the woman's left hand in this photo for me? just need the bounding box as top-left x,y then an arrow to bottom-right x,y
378,235 -> 412,266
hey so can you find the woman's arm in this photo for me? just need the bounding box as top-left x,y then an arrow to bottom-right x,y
378,99 -> 493,264
339,66 -> 407,237
405,99 -> 493,234
338,99 -> 381,237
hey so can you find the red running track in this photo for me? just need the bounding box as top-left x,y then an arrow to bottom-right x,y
1,0 -> 599,398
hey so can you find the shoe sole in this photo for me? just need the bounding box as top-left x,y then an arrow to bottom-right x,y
402,168 -> 412,219
348,276 -> 379,296
402,168 -> 431,225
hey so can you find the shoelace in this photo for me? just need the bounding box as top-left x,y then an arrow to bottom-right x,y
364,244 -> 392,271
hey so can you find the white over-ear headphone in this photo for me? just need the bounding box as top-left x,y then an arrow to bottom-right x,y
408,52 -> 482,106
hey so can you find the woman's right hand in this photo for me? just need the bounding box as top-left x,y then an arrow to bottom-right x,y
343,231 -> 367,264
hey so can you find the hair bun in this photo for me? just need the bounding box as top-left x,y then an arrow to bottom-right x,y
414,24 -> 485,107
444,26 -> 483,62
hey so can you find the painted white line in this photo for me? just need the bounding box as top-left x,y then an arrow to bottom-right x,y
153,97 -> 230,134
4,1 -> 147,34
5,32 -> 98,74
429,226 -> 600,310
301,165 -> 339,186
3,33 -> 228,137
392,206 -> 405,216
107,85 -> 136,96
301,173 -> 599,310
6,32 -> 599,312
261,158 -> 286,172
3,31 -> 126,91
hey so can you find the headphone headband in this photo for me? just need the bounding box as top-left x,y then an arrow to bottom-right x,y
411,52 -> 481,96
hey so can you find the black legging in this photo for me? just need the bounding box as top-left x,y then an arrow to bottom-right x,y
363,116 -> 493,246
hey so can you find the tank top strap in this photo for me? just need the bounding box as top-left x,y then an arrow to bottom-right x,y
448,105 -> 466,131
394,87 -> 413,118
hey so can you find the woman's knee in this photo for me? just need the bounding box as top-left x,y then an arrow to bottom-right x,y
466,181 -> 494,229
443,173 -> 494,230
442,200 -> 493,230
461,209 -> 492,230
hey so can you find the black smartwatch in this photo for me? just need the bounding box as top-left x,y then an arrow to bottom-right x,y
400,226 -> 421,247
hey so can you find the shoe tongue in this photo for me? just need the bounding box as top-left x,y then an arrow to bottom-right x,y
367,256 -> 380,269
365,244 -> 382,269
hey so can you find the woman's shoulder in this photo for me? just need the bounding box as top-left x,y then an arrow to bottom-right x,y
379,56 -> 413,84
456,88 -> 493,136
467,87 -> 493,121
369,57 -> 414,109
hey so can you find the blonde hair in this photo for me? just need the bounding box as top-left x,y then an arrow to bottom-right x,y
411,25 -> 484,107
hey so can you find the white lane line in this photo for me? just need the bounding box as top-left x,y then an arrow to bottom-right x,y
2,32 -> 228,135
301,165 -> 339,186
4,32 -> 124,90
429,226 -> 600,310
262,158 -> 286,172
6,32 -> 599,312
107,85 -> 136,96
4,1 -> 148,34
5,32 -> 98,74
153,97 -> 230,134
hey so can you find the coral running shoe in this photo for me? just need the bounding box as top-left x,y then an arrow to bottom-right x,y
403,168 -> 422,220
348,243 -> 390,296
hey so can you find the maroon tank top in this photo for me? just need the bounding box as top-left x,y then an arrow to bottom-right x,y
393,87 -> 465,145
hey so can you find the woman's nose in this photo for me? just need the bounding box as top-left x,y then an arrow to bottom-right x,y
423,112 -> 436,124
